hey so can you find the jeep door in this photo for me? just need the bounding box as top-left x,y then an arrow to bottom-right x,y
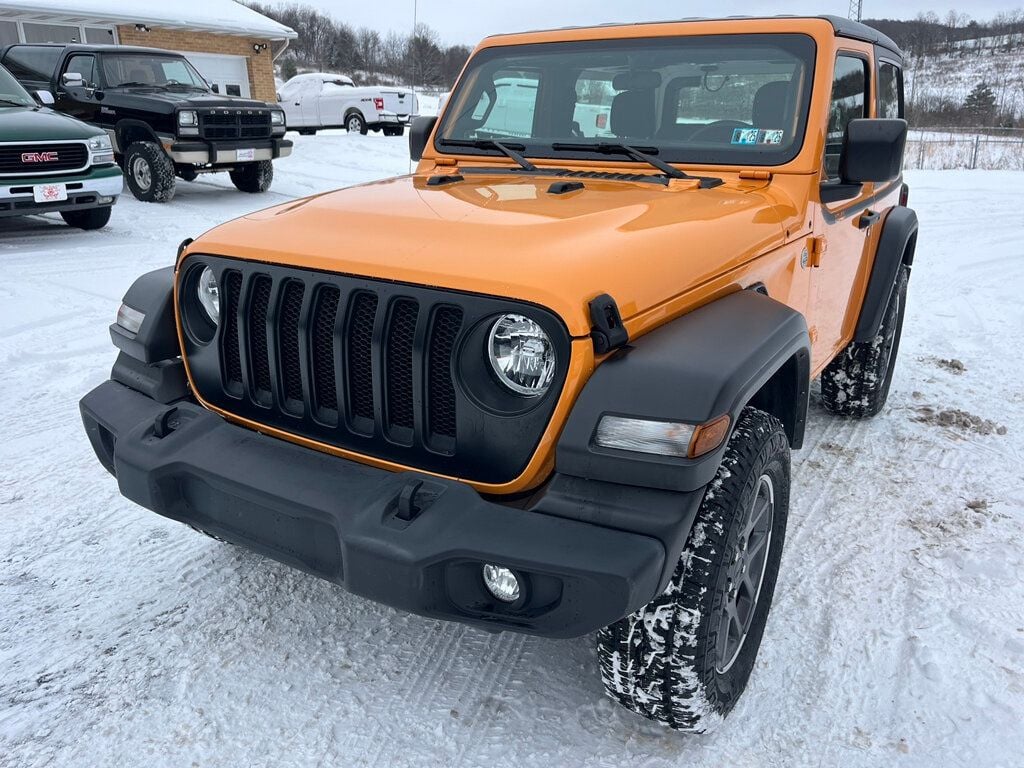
811,51 -> 874,365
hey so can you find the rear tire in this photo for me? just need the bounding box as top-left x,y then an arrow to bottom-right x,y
124,141 -> 175,203
346,112 -> 368,135
597,407 -> 790,732
229,160 -> 274,193
820,266 -> 909,418
60,206 -> 112,230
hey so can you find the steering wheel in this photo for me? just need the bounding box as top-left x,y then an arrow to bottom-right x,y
688,120 -> 752,143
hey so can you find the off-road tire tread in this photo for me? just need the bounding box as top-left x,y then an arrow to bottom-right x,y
229,160 -> 274,193
597,407 -> 790,732
124,141 -> 175,203
821,267 -> 909,418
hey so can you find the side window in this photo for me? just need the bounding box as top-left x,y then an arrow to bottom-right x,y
877,61 -> 902,119
574,76 -> 615,137
64,55 -> 97,88
475,71 -> 540,139
825,55 -> 868,180
2,46 -> 61,84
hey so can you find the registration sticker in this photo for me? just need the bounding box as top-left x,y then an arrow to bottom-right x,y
33,183 -> 68,203
731,128 -> 785,146
236,148 -> 256,161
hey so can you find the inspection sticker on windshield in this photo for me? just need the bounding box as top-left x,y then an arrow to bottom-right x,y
731,128 -> 785,146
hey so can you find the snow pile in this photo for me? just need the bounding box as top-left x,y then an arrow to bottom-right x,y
0,141 -> 1022,767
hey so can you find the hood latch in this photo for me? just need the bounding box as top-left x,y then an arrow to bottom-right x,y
589,293 -> 629,355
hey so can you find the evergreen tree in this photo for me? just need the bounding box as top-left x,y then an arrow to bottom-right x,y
963,82 -> 997,124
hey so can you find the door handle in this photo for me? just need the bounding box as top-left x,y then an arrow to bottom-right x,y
857,209 -> 881,229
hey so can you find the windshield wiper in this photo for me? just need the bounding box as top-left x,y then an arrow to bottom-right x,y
439,138 -> 537,172
551,142 -> 723,188
111,81 -> 153,88
0,98 -> 32,107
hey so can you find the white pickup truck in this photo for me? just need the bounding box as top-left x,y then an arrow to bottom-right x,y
278,73 -> 417,136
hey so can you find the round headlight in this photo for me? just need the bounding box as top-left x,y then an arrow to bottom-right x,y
487,314 -> 555,397
197,266 -> 220,325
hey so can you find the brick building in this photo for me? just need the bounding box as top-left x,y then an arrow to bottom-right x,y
0,0 -> 296,102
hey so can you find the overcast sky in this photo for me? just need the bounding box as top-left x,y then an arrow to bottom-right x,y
301,0 -> 1023,46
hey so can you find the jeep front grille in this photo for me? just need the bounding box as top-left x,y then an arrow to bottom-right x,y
199,111 -> 272,141
0,141 -> 89,176
179,255 -> 569,485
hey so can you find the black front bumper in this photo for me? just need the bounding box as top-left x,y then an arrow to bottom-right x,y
81,380 -> 703,637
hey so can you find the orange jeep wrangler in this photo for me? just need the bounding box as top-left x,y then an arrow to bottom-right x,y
81,15 -> 917,731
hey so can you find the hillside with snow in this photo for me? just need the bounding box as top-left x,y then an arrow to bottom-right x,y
906,39 -> 1024,119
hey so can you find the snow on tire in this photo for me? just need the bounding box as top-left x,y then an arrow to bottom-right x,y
821,266 -> 909,418
597,406 -> 790,732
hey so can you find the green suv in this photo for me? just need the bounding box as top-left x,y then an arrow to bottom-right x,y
1,63 -> 121,229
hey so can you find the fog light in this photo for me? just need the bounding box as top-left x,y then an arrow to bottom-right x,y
482,564 -> 520,603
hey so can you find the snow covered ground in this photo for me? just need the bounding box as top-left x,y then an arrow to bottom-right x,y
1,134 -> 1023,768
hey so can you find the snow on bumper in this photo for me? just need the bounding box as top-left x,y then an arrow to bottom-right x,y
80,380 -> 671,638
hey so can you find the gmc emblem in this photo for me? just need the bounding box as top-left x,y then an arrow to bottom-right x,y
21,151 -> 59,163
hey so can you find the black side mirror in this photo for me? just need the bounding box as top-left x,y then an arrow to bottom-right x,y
840,118 -> 907,183
409,115 -> 438,161
821,118 -> 907,203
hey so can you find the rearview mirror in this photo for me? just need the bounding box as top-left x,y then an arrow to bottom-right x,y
34,89 -> 54,106
62,72 -> 85,87
409,115 -> 438,162
840,118 -> 907,184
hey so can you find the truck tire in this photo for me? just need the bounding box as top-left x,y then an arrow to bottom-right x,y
346,112 -> 368,135
597,407 -> 790,732
820,266 -> 909,418
60,206 -> 112,230
124,141 -> 175,203
229,161 -> 274,193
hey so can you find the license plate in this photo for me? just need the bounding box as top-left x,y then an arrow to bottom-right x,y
33,183 -> 67,203
236,148 -> 256,161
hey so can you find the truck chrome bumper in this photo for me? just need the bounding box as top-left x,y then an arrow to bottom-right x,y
168,138 -> 293,165
0,166 -> 122,217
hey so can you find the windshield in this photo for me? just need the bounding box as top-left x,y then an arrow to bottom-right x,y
100,53 -> 209,90
437,34 -> 816,167
0,64 -> 36,107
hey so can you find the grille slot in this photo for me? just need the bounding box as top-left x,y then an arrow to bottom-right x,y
346,292 -> 378,425
248,275 -> 273,404
199,111 -> 272,141
385,298 -> 419,435
222,271 -> 243,392
311,286 -> 341,419
427,307 -> 463,442
278,281 -> 305,410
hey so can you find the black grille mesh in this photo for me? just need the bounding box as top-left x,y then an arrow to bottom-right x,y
0,143 -> 89,175
385,299 -> 419,431
427,307 -> 463,440
249,275 -> 273,398
347,292 -> 378,422
279,281 -> 305,406
311,286 -> 340,415
222,271 -> 243,388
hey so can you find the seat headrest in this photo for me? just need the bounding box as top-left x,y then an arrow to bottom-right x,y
752,80 -> 791,129
610,90 -> 655,140
612,71 -> 662,91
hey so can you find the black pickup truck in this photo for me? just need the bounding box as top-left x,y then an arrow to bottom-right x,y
0,43 -> 292,202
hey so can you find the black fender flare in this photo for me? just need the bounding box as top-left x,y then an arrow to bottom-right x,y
557,289 -> 811,493
854,205 -> 918,342
109,266 -> 179,363
114,119 -> 162,154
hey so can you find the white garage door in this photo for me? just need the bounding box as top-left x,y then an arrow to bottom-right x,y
182,52 -> 250,98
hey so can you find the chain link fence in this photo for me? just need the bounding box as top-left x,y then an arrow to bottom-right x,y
905,127 -> 1024,170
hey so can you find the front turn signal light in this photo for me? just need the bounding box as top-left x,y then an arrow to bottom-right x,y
689,414 -> 731,458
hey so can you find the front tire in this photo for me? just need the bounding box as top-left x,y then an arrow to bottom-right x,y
597,407 -> 790,732
124,141 -> 175,203
60,206 -> 112,230
820,266 -> 909,418
346,112 -> 368,135
229,160 -> 274,193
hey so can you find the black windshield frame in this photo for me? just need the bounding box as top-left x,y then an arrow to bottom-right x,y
98,52 -> 210,91
435,33 -> 817,168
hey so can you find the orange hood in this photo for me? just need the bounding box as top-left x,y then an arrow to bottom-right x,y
187,171 -> 792,337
